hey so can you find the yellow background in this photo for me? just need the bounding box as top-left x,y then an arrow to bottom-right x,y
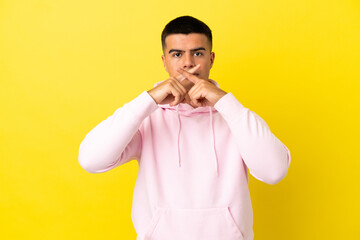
1,0 -> 359,239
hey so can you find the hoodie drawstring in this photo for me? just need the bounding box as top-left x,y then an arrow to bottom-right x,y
209,106 -> 219,176
175,105 -> 219,177
176,105 -> 182,167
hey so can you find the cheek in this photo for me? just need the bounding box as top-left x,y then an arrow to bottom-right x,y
201,60 -> 211,70
165,61 -> 179,75
198,58 -> 211,66
170,60 -> 182,69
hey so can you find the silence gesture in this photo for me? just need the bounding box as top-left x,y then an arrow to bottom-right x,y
147,64 -> 200,107
176,67 -> 227,107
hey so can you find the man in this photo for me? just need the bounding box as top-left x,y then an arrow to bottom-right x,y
78,16 -> 291,240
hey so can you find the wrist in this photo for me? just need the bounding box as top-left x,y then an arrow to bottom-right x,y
214,91 -> 227,104
147,89 -> 159,104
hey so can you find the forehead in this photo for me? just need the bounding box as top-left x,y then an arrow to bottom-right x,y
164,33 -> 210,51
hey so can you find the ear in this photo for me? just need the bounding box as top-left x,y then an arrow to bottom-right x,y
209,52 -> 215,69
161,55 -> 168,72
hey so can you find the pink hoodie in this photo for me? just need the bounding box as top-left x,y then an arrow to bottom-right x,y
78,79 -> 291,240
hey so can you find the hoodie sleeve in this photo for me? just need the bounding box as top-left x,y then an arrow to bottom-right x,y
214,92 -> 291,185
78,91 -> 159,173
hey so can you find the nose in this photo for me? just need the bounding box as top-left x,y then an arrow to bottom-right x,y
182,53 -> 195,69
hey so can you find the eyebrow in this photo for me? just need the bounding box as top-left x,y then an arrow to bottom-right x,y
168,47 -> 206,54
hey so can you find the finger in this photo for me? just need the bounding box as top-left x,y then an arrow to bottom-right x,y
188,80 -> 201,96
183,93 -> 191,104
170,77 -> 187,97
175,64 -> 200,82
169,79 -> 186,106
189,87 -> 203,107
173,78 -> 188,95
169,87 -> 183,106
176,67 -> 200,84
188,82 -> 208,107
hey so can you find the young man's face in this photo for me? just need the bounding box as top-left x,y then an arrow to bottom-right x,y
162,33 -> 215,80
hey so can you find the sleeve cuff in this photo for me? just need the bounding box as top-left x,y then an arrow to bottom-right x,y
125,91 -> 159,119
214,92 -> 247,120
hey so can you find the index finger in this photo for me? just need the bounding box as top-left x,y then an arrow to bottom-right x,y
174,64 -> 200,82
176,67 -> 200,84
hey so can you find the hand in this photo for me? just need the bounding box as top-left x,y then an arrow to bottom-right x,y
147,65 -> 200,106
176,67 -> 227,107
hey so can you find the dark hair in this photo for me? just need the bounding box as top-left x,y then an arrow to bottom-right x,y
161,16 -> 212,52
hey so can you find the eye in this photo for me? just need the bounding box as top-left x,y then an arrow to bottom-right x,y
173,52 -> 182,57
194,52 -> 203,56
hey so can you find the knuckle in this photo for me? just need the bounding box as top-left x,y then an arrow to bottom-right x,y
199,79 -> 206,85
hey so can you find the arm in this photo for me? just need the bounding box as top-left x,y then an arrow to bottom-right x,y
78,91 -> 158,173
78,65 -> 199,174
214,92 -> 291,185
174,69 -> 290,185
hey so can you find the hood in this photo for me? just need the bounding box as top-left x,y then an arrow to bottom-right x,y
154,79 -> 220,177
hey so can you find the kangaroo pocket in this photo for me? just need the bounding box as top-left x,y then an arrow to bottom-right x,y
144,207 -> 244,240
